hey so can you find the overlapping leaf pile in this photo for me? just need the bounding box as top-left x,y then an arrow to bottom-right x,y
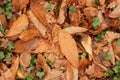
0,0 -> 120,80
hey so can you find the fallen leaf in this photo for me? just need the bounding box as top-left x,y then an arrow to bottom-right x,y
12,0 -> 29,11
66,62 -> 73,80
0,14 -> 7,27
19,28 -> 39,41
27,10 -> 47,37
3,55 -> 19,80
20,52 -> 31,68
109,5 -> 120,18
32,39 -> 51,53
80,76 -> 89,80
58,30 -> 79,68
57,0 -> 70,24
43,69 -> 63,80
6,14 -> 28,37
81,35 -> 93,60
38,54 -> 51,74
63,27 -> 87,34
79,58 -> 89,75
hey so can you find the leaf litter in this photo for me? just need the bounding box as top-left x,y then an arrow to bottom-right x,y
0,0 -> 120,80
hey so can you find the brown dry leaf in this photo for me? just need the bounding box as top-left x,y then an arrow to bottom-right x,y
14,39 -> 38,53
79,58 -> 89,75
71,65 -> 78,80
109,3 -> 120,18
80,76 -> 89,80
38,54 -> 51,74
85,63 -> 104,78
52,24 -> 61,43
85,0 -> 94,7
66,62 -> 73,80
57,0 -> 70,24
99,0 -> 106,5
3,55 -> 19,80
85,63 -> 95,77
93,42 -> 104,55
92,64 -> 104,78
20,52 -> 31,68
27,10 -> 47,37
12,0 -> 29,11
0,38 -> 9,49
104,31 -> 120,65
81,35 -> 93,60
63,27 -> 88,34
19,28 -> 40,41
69,10 -> 81,27
112,40 -> 120,57
30,1 -> 55,25
84,7 -> 98,19
58,30 -> 79,68
6,14 -> 28,37
0,14 -> 7,27
32,39 -> 51,53
43,69 -> 63,80
104,31 -> 120,43
62,61 -> 78,80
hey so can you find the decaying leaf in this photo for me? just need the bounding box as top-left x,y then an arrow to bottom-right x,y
6,14 -> 28,37
63,27 -> 87,34
58,30 -> 79,68
81,35 -> 93,60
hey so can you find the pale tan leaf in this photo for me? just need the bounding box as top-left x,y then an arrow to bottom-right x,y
71,65 -> 78,80
3,55 -> 19,80
57,0 -> 70,24
63,27 -> 87,34
6,14 -> 28,37
27,10 -> 47,37
66,62 -> 73,80
104,31 -> 120,43
43,69 -> 63,80
81,35 -> 93,60
109,5 -> 120,18
20,52 -> 31,68
58,30 -> 79,68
